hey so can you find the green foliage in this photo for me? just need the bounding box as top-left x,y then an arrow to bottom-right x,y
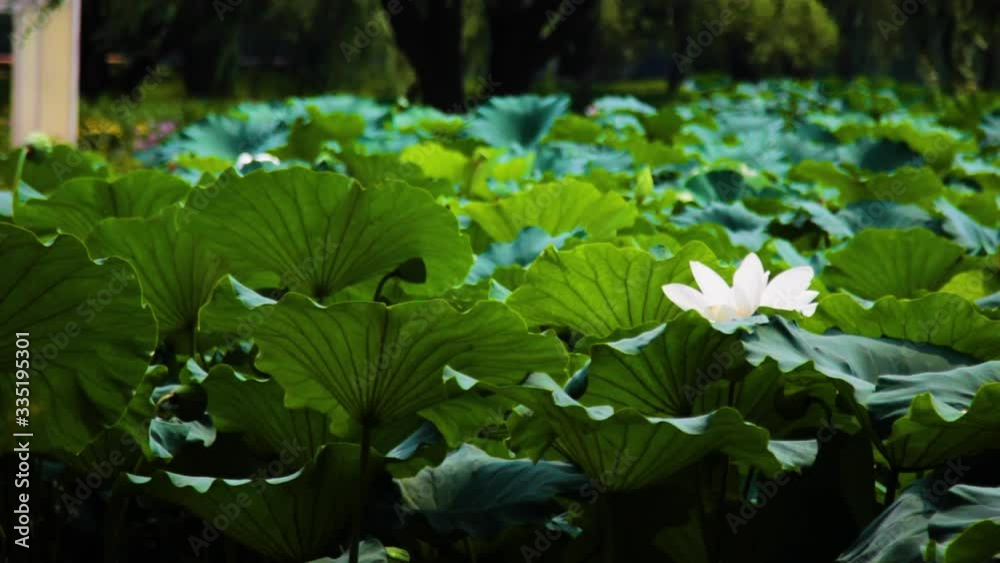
3,80 -> 999,562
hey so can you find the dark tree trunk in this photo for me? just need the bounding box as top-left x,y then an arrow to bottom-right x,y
486,0 -> 600,96
384,0 -> 465,111
728,38 -> 759,81
665,1 -> 691,96
826,0 -> 856,79
984,35 -> 1000,90
112,1 -> 237,98
486,2 -> 543,95
557,2 -> 600,111
177,3 -> 240,97
79,0 -> 111,97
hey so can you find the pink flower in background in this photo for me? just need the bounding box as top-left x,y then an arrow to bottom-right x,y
134,120 -> 178,151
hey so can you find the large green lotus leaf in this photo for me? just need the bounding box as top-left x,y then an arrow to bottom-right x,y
392,105 -> 459,132
788,160 -> 858,195
13,170 -> 190,239
287,94 -> 390,126
672,201 -> 771,251
395,444 -> 587,538
584,315 -> 840,440
743,315 -> 983,401
466,226 -> 585,284
858,167 -> 947,207
399,142 -> 469,183
465,94 -> 570,148
253,295 -> 567,427
414,392 -> 517,461
835,138 -> 922,173
837,480 -> 1000,563
838,200 -> 938,233
534,141 -> 634,176
867,362 -> 1000,470
662,222 -> 747,262
506,242 -> 717,338
936,198 -> 999,255
202,364 -> 340,457
20,144 -> 110,191
86,207 -> 229,345
683,170 -> 756,203
186,168 -> 472,299
0,224 -> 156,454
823,228 -> 966,299
464,179 -> 636,243
465,146 -> 536,199
197,278 -> 488,458
612,135 -> 688,168
593,95 -> 655,116
197,275 -> 278,340
335,150 -> 456,198
686,119 -> 814,175
0,147 -> 26,191
873,119 -> 973,166
272,109 -> 366,162
641,107 -> 685,143
231,100 -> 298,127
126,443 -> 382,562
545,114 -> 604,144
836,479 -> 935,563
802,293 -> 1000,358
746,296 -> 1000,467
138,113 -> 287,166
795,200 -> 937,240
790,163 -> 944,207
584,316 -> 746,416
483,373 -> 817,491
928,485 -> 1000,563
937,256 -> 1000,303
950,153 -> 1000,188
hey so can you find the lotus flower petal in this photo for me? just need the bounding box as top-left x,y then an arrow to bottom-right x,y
690,261 -> 732,303
662,283 -> 710,312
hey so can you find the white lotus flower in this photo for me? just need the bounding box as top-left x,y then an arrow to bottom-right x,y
236,152 -> 281,169
662,252 -> 818,323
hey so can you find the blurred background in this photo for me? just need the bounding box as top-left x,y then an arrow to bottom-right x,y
1,0 -> 997,156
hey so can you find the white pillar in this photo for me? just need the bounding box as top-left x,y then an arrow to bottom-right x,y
10,0 -> 82,145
